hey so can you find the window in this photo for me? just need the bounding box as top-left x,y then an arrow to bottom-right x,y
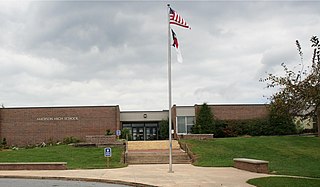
177,116 -> 195,134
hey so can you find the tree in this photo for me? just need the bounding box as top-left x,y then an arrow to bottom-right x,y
192,103 -> 225,136
267,98 -> 297,135
192,103 -> 214,134
261,36 -> 320,136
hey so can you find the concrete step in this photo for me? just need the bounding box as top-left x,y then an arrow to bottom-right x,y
126,140 -> 191,164
126,149 -> 191,164
127,140 -> 180,151
127,152 -> 191,164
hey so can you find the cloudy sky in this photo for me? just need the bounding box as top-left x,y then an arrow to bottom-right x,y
0,1 -> 319,111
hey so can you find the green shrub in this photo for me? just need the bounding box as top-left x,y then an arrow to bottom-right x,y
0,138 -> 7,149
159,119 -> 169,140
213,121 -> 227,137
62,136 -> 80,144
192,103 -> 215,134
268,103 -> 297,135
120,128 -> 132,140
105,129 -> 114,135
221,119 -> 270,137
192,103 -> 225,136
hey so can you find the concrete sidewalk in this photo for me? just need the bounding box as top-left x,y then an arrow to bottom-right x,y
0,164 -> 270,187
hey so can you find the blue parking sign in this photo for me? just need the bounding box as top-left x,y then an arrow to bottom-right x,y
104,147 -> 112,157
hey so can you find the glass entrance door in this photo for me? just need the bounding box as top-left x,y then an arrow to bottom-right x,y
132,127 -> 144,140
145,127 -> 157,140
123,122 -> 159,141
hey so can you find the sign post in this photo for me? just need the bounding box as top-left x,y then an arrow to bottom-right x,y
104,147 -> 112,168
116,130 -> 121,139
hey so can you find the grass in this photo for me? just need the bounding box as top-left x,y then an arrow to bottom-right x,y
0,145 -> 126,169
182,136 -> 320,178
247,177 -> 320,187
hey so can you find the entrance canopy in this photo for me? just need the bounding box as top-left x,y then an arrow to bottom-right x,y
120,111 -> 168,141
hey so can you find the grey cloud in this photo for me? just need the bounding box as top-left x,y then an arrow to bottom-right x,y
1,1 -> 320,110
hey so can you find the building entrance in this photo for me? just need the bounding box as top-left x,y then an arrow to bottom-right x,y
122,122 -> 159,141
145,127 -> 157,140
132,127 -> 144,140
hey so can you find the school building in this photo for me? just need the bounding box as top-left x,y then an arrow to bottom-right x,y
0,104 -> 315,146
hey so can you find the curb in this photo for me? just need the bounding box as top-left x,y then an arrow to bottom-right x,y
0,175 -> 158,187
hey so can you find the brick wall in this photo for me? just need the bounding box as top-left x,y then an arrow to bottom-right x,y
178,134 -> 214,140
195,104 -> 269,121
0,106 -> 120,146
85,135 -> 116,144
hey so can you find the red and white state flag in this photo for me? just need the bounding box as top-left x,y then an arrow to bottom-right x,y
171,29 -> 183,63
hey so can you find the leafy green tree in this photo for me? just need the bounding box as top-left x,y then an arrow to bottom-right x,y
261,36 -> 320,136
268,98 -> 297,135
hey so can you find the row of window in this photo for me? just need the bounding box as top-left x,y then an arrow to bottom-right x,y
177,116 -> 195,134
121,116 -> 195,136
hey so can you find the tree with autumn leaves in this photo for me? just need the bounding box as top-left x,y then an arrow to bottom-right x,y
261,36 -> 320,136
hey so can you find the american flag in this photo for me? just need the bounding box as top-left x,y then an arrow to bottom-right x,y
169,8 -> 191,29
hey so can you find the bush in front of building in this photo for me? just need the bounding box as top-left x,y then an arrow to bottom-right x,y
192,103 -> 224,136
221,119 -> 269,137
0,138 -> 7,149
105,129 -> 114,136
62,136 -> 80,144
191,102 -> 298,137
159,119 -> 169,140
267,102 -> 297,135
220,106 -> 297,137
192,103 -> 214,134
120,128 -> 132,140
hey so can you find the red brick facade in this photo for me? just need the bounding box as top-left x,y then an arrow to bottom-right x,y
0,106 -> 120,146
195,104 -> 269,121
0,104 -> 270,146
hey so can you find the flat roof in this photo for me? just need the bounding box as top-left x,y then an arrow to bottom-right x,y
0,105 -> 119,109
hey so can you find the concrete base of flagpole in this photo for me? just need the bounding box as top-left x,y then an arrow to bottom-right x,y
168,167 -> 174,173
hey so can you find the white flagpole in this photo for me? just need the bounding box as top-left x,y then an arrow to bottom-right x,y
167,4 -> 173,173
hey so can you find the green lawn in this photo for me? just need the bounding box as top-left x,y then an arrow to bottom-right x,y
247,177 -> 320,187
0,145 -> 126,169
182,136 -> 320,178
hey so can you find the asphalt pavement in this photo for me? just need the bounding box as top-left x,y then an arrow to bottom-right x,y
0,178 -> 129,187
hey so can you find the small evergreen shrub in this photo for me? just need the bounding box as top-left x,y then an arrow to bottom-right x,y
63,136 -> 80,144
120,128 -> 132,140
159,119 -> 169,140
221,119 -> 269,137
105,129 -> 114,136
0,138 -> 7,149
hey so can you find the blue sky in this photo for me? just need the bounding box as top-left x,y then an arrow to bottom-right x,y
0,1 -> 319,110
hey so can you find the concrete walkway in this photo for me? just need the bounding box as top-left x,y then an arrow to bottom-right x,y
0,164 -> 270,187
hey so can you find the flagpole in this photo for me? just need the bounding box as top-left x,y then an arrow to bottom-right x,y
167,4 -> 173,173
